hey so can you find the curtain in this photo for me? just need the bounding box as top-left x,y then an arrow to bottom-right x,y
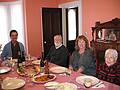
0,1 -> 25,51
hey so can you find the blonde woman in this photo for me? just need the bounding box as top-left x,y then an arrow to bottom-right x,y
69,35 -> 96,76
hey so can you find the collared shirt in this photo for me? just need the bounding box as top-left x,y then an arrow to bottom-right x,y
1,41 -> 25,60
11,42 -> 20,59
97,62 -> 120,85
55,44 -> 63,49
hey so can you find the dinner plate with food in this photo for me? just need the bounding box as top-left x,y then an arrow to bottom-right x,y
0,67 -> 11,74
76,75 -> 99,86
17,65 -> 40,77
56,82 -> 77,90
32,74 -> 56,83
1,77 -> 25,90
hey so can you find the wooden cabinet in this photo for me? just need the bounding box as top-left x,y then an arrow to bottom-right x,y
90,18 -> 120,65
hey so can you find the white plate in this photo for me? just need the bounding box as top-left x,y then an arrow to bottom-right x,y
56,82 -> 77,90
32,60 -> 41,65
1,77 -> 25,90
32,74 -> 56,83
44,81 -> 59,89
76,75 -> 99,86
49,66 -> 67,74
0,67 -> 11,74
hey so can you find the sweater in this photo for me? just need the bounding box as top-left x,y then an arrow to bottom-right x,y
45,45 -> 69,68
97,62 -> 120,86
70,48 -> 96,76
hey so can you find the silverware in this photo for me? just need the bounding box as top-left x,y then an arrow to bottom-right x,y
95,81 -> 103,87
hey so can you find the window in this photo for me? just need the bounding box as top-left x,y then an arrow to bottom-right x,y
68,8 -> 77,40
66,7 -> 78,54
0,1 -> 24,50
0,5 -> 9,49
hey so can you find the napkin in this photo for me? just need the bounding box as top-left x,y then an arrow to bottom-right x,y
92,82 -> 105,88
59,73 -> 66,76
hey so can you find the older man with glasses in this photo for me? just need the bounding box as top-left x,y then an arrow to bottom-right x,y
45,35 -> 69,68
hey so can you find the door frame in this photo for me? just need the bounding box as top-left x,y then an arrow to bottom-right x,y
41,8 -> 62,57
59,0 -> 82,46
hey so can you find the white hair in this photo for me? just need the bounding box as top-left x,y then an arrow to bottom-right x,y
105,49 -> 118,61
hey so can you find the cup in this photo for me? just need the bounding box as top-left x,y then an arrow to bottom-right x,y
26,54 -> 31,60
84,79 -> 92,88
0,44 -> 2,50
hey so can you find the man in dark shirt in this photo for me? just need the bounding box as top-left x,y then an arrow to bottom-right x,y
11,41 -> 20,59
45,35 -> 69,68
1,30 -> 25,60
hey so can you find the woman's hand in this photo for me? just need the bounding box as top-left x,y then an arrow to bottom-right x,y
77,68 -> 83,73
69,66 -> 73,71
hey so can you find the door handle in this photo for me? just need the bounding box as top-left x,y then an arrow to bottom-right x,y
44,41 -> 47,44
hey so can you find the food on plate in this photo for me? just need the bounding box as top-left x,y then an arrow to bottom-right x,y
17,65 -> 40,76
17,66 -> 25,73
32,74 -> 56,83
1,77 -> 25,90
34,65 -> 40,72
35,74 -> 54,82
76,75 -> 99,86
56,83 -> 77,90
84,78 -> 92,88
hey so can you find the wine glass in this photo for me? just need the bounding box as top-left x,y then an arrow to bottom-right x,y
26,54 -> 31,61
84,79 -> 92,88
26,72 -> 35,86
0,58 -> 2,66
65,68 -> 72,83
8,58 -> 15,74
0,44 -> 2,50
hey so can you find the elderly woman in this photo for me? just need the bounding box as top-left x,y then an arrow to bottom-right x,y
69,35 -> 96,76
97,49 -> 120,85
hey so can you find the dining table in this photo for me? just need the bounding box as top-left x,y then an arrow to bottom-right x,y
0,59 -> 120,90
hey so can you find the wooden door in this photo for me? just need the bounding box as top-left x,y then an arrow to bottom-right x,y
42,8 -> 62,57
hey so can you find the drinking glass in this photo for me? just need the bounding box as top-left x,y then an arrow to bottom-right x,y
26,54 -> 31,60
84,79 -> 92,88
65,68 -> 72,83
0,44 -> 2,50
26,73 -> 34,86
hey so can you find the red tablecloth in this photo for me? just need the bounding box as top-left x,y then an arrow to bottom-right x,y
0,63 -> 120,90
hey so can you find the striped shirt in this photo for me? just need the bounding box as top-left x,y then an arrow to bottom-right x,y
97,62 -> 120,86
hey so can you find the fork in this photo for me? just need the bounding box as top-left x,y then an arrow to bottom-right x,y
95,81 -> 103,87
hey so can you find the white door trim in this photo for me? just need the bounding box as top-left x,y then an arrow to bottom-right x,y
59,0 -> 82,46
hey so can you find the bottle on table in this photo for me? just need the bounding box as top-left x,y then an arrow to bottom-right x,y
21,51 -> 25,66
44,60 -> 49,74
17,51 -> 23,68
40,59 -> 44,73
40,52 -> 45,73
